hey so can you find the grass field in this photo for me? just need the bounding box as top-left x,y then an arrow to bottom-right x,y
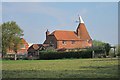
2,58 -> 119,78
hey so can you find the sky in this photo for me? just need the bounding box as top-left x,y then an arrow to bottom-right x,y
1,0 -> 120,2
2,2 -> 118,45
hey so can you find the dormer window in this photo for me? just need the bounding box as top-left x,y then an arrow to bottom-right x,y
50,41 -> 52,44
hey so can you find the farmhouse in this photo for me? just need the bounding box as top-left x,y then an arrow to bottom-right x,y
43,16 -> 92,50
7,38 -> 29,54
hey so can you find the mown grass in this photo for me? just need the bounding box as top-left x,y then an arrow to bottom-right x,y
2,58 -> 119,78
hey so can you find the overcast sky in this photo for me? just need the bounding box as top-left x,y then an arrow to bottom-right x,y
2,2 -> 118,45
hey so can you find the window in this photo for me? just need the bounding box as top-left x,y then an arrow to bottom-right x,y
87,40 -> 89,42
20,44 -> 25,49
50,39 -> 54,44
62,41 -> 66,45
88,39 -> 92,43
71,41 -> 75,44
50,40 -> 54,46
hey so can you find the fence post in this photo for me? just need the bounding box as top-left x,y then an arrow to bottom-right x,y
92,50 -> 95,58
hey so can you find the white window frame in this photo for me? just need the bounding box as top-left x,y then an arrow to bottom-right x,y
62,40 -> 66,45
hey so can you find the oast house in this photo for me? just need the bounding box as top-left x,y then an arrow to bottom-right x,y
43,16 -> 92,50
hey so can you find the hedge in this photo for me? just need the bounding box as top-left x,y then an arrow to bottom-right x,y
88,47 -> 105,54
3,54 -> 28,60
39,50 -> 92,60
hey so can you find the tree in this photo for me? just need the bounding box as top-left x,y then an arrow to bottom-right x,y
104,43 -> 111,56
12,37 -> 22,60
92,40 -> 112,57
2,21 -> 23,60
0,24 -> 2,57
92,40 -> 106,48
45,47 -> 57,52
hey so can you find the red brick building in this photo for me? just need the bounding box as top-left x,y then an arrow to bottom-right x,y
44,16 -> 92,50
7,38 -> 29,54
27,44 -> 49,59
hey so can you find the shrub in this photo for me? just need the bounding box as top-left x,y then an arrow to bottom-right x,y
109,52 -> 116,58
3,54 -> 28,60
93,47 -> 105,54
103,54 -> 106,58
39,50 -> 92,60
45,47 -> 57,52
3,54 -> 15,60
17,54 -> 28,60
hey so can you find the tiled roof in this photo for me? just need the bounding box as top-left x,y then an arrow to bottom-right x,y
21,38 -> 28,43
50,30 -> 81,40
20,38 -> 29,46
28,44 -> 43,51
28,44 -> 50,51
77,23 -> 91,40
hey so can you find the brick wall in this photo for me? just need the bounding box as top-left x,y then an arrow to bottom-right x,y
44,35 -> 57,49
44,35 -> 92,49
57,40 -> 92,49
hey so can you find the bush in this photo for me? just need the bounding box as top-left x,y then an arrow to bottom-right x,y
39,50 -> 92,60
109,52 -> 116,58
45,47 -> 57,52
39,47 -> 107,60
103,54 -> 106,58
17,54 -> 28,60
3,54 -> 28,60
3,54 -> 15,60
93,47 -> 105,54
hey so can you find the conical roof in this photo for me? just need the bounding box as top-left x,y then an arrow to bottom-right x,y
76,16 -> 91,40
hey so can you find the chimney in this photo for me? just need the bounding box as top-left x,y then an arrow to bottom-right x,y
46,29 -> 50,39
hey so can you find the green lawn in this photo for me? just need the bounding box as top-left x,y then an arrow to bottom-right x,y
2,58 -> 119,78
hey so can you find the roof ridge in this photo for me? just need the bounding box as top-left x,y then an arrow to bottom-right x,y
49,30 -> 81,40
54,30 -> 74,32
